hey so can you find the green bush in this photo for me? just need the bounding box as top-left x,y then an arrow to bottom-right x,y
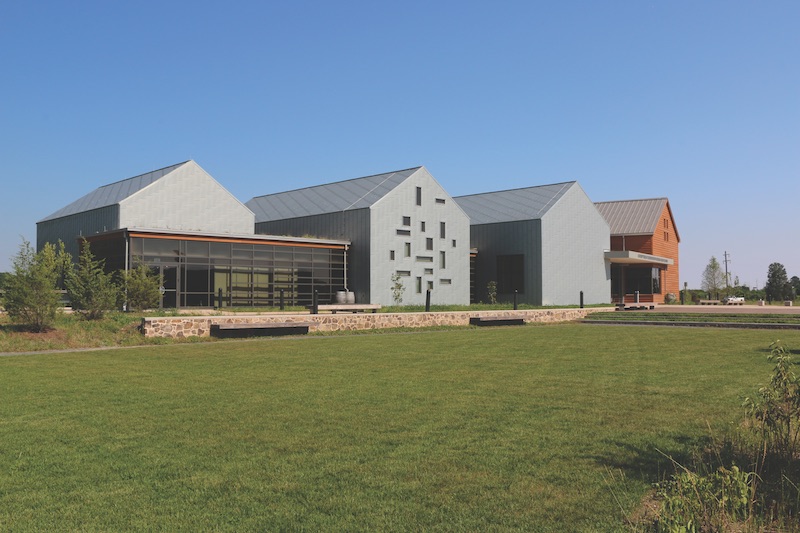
656,464 -> 752,532
65,240 -> 120,320
122,263 -> 160,312
2,239 -> 70,332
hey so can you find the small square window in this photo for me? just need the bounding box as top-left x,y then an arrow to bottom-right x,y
435,198 -> 446,205
390,250 -> 395,260
416,277 -> 422,293
416,187 -> 422,206
452,239 -> 457,248
427,280 -> 434,290
426,238 -> 433,250
421,221 -> 426,232
424,268 -> 433,275
402,216 -> 411,226
440,222 -> 446,239
404,242 -> 411,257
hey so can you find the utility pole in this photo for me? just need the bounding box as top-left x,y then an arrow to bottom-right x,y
723,251 -> 731,290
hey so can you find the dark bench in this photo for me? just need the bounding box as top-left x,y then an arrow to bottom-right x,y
616,304 -> 655,311
210,322 -> 312,338
469,316 -> 525,327
699,300 -> 720,305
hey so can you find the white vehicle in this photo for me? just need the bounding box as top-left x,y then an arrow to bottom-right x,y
723,296 -> 745,305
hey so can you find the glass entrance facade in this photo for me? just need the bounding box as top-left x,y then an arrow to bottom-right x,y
87,232 -> 347,309
610,264 -> 662,302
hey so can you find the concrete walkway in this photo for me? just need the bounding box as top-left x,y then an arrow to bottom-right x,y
649,304 -> 800,315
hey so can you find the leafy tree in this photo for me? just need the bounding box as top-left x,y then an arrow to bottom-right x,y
765,262 -> 790,302
791,276 -> 800,298
390,272 -> 405,305
122,262 -> 160,311
487,280 -> 497,304
65,240 -> 120,320
700,256 -> 725,297
2,239 -> 70,332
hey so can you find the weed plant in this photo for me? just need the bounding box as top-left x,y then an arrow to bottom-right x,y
650,340 -> 800,531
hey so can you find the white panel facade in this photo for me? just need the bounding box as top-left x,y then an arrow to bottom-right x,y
369,168 -> 470,306
119,161 -> 255,235
540,184 -> 611,305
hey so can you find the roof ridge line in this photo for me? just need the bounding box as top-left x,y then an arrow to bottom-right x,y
97,160 -> 189,189
341,170 -> 407,211
250,166 -> 422,200
534,182 -> 572,217
453,180 -> 576,199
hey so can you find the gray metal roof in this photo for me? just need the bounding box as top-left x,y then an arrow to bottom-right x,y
246,167 -> 421,222
39,161 -> 189,222
594,198 -> 669,236
453,182 -> 577,225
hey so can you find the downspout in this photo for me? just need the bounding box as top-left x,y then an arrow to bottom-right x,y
124,231 -> 129,311
343,245 -> 349,291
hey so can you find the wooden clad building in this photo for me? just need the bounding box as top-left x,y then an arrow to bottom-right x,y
595,198 -> 680,304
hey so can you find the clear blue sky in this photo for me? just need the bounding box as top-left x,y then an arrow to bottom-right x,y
2,1 -> 798,289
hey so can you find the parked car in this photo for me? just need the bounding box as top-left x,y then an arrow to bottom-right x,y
723,296 -> 745,305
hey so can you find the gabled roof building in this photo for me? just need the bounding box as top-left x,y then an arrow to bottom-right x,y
455,182 -> 611,306
36,159 -> 680,310
37,161 -> 349,309
595,198 -> 680,304
247,166 -> 471,306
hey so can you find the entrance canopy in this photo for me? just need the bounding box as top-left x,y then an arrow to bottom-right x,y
604,250 -> 673,266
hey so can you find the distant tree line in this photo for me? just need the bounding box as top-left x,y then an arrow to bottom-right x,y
698,256 -> 799,303
0,238 -> 161,332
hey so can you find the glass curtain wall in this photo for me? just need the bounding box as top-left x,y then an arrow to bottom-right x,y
129,236 -> 345,308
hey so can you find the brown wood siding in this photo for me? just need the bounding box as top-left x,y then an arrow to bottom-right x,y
652,203 -> 680,299
608,201 -> 680,304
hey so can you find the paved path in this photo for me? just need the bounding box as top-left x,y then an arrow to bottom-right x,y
650,304 -> 800,315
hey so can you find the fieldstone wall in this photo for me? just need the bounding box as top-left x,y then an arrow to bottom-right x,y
140,308 -> 611,338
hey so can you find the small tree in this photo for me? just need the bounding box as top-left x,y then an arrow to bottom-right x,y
487,280 -> 497,304
123,263 -> 160,311
3,239 -> 70,332
701,256 -> 725,298
765,262 -> 790,302
65,240 -> 119,320
390,272 -> 405,305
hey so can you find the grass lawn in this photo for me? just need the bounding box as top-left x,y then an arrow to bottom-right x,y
1,324 -> 796,531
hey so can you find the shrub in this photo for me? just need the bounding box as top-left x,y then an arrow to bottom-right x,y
390,272 -> 405,305
122,263 -> 160,311
2,239 -> 70,332
65,240 -> 120,320
655,464 -> 752,532
744,340 -> 800,465
487,281 -> 497,304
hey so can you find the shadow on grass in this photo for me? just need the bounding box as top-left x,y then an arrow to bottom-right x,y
590,434 -> 711,483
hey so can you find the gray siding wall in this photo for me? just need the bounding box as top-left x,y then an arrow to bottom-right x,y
469,220 -> 542,305
120,162 -> 254,235
369,169 -> 470,306
255,209 -> 371,304
540,185 -> 610,305
36,205 -> 119,261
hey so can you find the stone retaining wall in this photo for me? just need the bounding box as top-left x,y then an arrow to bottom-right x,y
141,308 -> 611,338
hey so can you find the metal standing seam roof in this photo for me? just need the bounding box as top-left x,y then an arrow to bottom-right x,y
453,182 -> 577,225
38,161 -> 190,222
246,167 -> 421,223
594,198 -> 670,236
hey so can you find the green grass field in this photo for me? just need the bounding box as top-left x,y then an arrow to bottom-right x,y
1,324 -> 796,531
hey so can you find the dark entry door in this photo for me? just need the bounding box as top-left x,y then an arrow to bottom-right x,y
160,264 -> 179,309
